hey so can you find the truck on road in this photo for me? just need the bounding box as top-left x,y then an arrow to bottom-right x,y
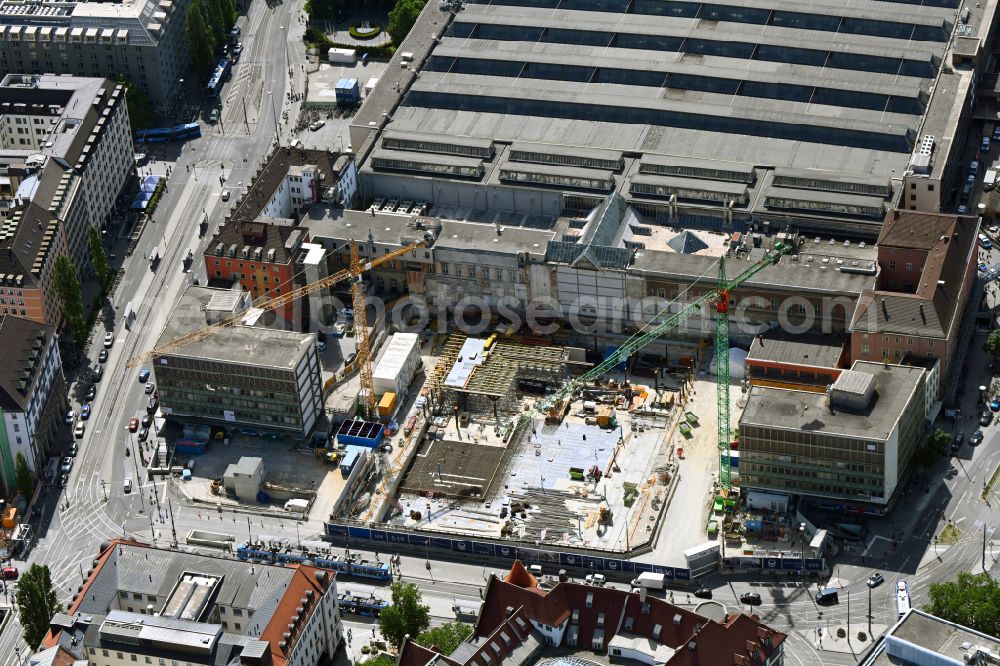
630,572 -> 667,591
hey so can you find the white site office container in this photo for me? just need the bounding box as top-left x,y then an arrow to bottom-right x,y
328,47 -> 357,64
373,332 -> 421,397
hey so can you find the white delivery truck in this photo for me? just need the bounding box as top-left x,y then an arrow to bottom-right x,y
630,572 -> 667,591
985,169 -> 998,191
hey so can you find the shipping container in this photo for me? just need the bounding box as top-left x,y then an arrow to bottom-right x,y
336,419 -> 385,448
175,439 -> 207,455
335,77 -> 360,105
373,332 -> 421,397
378,392 -> 398,418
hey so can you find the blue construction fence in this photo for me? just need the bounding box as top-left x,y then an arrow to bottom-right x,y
326,523 -> 825,577
723,556 -> 826,572
326,523 -> 692,579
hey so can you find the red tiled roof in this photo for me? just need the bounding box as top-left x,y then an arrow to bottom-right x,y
503,561 -> 538,589
259,564 -> 334,666
473,575 -> 785,666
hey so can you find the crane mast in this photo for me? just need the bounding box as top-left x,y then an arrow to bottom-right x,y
351,240 -> 377,419
127,239 -> 425,368
538,242 -> 791,492
716,258 -> 732,490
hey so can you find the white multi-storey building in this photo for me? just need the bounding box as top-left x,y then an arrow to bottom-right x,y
0,74 -> 135,288
0,315 -> 64,491
0,0 -> 190,107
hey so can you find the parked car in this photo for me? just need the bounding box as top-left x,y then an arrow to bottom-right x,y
694,587 -> 713,599
67,441 -> 78,457
123,478 -> 133,494
98,349 -> 108,363
141,413 -> 153,429
983,137 -> 992,152
221,189 -> 230,201
990,397 -> 1000,412
138,368 -> 150,383
971,430 -> 985,445
867,573 -> 885,588
952,432 -> 964,453
137,427 -> 149,443
60,457 -> 73,474
93,365 -> 104,382
981,410 -> 993,427
209,108 -> 220,124
145,383 -> 155,395
86,384 -> 96,401
66,409 -> 75,425
59,473 -> 68,488
739,592 -> 762,606
74,422 -> 85,439
81,403 -> 91,420
104,332 -> 114,348
2,567 -> 18,580
309,120 -> 326,131
128,418 -> 139,432
146,397 -> 158,414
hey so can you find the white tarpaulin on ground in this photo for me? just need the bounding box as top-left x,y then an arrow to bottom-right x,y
709,347 -> 747,379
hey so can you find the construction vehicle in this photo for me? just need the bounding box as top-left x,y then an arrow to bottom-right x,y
537,241 -> 790,491
127,239 -> 426,420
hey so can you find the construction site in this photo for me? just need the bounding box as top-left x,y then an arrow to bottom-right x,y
378,332 -> 685,553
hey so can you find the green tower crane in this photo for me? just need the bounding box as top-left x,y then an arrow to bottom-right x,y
539,242 -> 791,489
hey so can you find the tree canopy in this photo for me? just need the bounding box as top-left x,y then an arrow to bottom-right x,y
52,256 -> 86,345
185,0 -> 217,81
88,227 -> 112,293
387,0 -> 424,46
14,453 -> 33,502
17,563 -> 61,648
305,0 -> 338,20
416,622 -> 473,654
926,572 -> 1000,636
986,329 -> 1000,361
118,78 -> 156,130
379,581 -> 430,648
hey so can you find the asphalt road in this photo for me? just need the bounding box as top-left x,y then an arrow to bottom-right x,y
6,12 -> 1000,664
0,0 -> 307,659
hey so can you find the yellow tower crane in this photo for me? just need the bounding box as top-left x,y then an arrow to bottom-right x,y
128,239 -> 426,417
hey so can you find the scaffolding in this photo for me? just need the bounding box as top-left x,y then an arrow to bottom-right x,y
442,339 -> 573,415
426,333 -> 468,402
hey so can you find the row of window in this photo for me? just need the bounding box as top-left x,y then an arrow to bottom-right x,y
406,90 -> 912,153
436,263 -> 517,282
452,21 -> 937,78
509,149 -> 624,173
631,181 -> 749,204
764,196 -> 885,218
382,136 -> 495,159
499,169 -> 614,191
743,473 -> 885,499
638,162 -> 755,184
372,157 -> 485,178
432,54 -> 924,115
774,174 -> 892,198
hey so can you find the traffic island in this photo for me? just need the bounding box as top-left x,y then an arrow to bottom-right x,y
814,623 -> 886,654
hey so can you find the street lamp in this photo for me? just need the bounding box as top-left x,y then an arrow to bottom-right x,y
280,25 -> 289,69
267,90 -> 280,143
